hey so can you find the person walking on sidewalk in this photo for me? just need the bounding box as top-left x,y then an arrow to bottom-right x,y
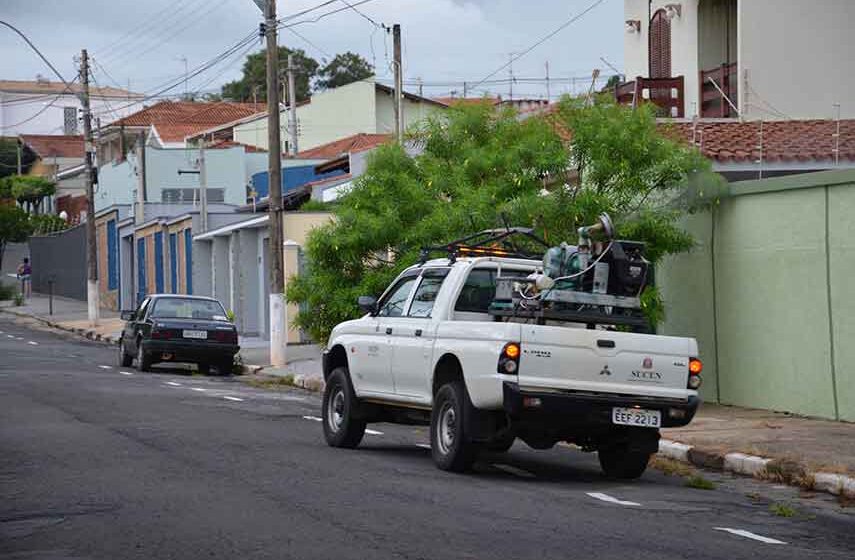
16,257 -> 32,299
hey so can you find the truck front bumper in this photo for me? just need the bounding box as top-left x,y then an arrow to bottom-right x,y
502,382 -> 700,428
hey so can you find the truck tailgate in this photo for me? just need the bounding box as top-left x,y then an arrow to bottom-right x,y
518,325 -> 696,400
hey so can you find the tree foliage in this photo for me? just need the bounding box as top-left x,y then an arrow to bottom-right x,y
0,175 -> 56,214
0,204 -> 32,272
316,52 -> 374,90
288,97 -> 717,343
0,138 -> 34,179
221,47 -> 318,103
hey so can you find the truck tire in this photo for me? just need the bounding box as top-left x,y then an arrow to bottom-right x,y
598,446 -> 652,480
118,339 -> 133,367
322,367 -> 366,448
431,381 -> 479,472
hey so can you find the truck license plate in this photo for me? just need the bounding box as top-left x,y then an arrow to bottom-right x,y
612,407 -> 661,427
182,330 -> 207,340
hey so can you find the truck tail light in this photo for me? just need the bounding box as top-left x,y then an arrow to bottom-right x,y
498,342 -> 521,374
687,357 -> 703,389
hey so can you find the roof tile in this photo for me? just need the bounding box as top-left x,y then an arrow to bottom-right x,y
19,134 -> 84,159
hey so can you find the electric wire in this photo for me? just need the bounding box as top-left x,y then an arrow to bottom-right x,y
470,0 -> 608,92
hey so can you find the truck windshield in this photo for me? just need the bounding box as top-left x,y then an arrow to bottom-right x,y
150,298 -> 228,321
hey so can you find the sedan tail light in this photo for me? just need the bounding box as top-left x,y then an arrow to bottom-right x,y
212,330 -> 238,344
151,329 -> 180,339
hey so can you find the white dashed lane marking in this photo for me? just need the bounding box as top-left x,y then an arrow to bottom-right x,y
98,365 -> 112,370
492,464 -> 536,479
415,443 -> 431,450
165,381 -> 182,387
714,528 -> 786,545
27,341 -> 38,345
586,492 -> 641,507
364,429 -> 384,436
223,396 -> 244,402
191,387 -> 207,392
7,334 -> 15,338
303,415 -> 323,422
119,371 -> 134,376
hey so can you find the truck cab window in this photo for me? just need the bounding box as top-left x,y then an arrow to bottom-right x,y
377,277 -> 418,317
454,269 -> 527,313
408,271 -> 448,318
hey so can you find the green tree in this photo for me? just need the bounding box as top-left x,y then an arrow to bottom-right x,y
288,98 -> 715,343
0,204 -> 32,272
0,175 -> 56,214
221,47 -> 318,103
316,51 -> 374,90
0,138 -> 33,180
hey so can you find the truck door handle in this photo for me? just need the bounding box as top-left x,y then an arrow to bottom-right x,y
597,339 -> 615,348
386,327 -> 393,335
415,329 -> 423,337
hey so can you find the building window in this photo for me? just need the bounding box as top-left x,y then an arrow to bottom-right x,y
161,188 -> 225,204
63,107 -> 78,135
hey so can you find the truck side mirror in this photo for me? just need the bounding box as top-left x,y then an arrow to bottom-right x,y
121,310 -> 135,321
357,296 -> 377,315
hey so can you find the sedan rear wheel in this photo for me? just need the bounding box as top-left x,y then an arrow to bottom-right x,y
118,339 -> 133,367
136,341 -> 152,372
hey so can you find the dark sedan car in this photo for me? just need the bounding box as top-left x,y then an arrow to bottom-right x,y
118,295 -> 239,374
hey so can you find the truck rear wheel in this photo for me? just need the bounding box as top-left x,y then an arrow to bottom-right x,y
431,381 -> 479,472
598,446 -> 652,480
322,367 -> 366,449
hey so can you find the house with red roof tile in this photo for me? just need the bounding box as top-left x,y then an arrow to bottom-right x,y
228,79 -> 445,152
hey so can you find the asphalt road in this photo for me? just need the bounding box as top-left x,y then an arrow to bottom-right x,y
2,315 -> 854,560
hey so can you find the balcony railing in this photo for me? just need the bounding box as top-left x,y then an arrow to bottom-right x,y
615,76 -> 685,118
700,62 -> 738,118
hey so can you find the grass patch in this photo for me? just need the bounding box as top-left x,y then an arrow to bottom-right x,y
245,374 -> 296,389
650,456 -> 694,477
769,502 -> 797,517
685,475 -> 716,490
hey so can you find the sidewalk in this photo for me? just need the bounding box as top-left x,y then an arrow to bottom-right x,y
240,339 -> 325,390
0,292 -> 123,343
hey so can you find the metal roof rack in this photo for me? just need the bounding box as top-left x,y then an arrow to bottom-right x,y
418,226 -> 550,264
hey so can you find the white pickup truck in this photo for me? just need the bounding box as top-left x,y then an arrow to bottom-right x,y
321,255 -> 702,479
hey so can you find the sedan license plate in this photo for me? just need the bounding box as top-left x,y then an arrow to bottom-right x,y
182,329 -> 207,340
612,407 -> 661,428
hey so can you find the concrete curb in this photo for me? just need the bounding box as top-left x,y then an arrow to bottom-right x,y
658,438 -> 855,498
0,307 -> 117,346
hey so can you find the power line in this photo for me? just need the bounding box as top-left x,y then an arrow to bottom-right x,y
284,27 -> 333,60
0,20 -> 73,88
336,0 -> 384,29
278,0 -> 380,30
0,77 -> 81,130
470,0 -> 607,91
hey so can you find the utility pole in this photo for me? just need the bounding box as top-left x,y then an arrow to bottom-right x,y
287,53 -> 298,156
80,49 -> 99,326
545,61 -> 551,102
16,140 -> 22,174
263,0 -> 286,366
508,53 -> 515,101
199,142 -> 208,232
392,24 -> 403,141
135,130 -> 146,224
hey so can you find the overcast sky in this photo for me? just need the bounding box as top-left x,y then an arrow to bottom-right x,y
1,0 -> 623,101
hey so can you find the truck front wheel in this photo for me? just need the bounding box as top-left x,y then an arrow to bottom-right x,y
598,446 -> 652,479
322,367 -> 366,449
431,381 -> 479,472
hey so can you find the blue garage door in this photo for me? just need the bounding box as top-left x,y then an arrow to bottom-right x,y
169,233 -> 178,293
136,237 -> 146,305
184,229 -> 193,294
154,231 -> 164,293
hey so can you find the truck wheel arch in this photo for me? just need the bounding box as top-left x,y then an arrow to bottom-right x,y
432,353 -> 464,395
324,344 -> 349,380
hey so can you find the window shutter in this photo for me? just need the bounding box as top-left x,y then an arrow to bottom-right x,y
648,10 -> 671,79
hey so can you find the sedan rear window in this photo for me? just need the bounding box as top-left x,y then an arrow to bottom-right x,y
150,298 -> 228,321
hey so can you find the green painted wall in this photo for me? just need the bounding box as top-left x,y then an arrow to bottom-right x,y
659,169 -> 855,421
